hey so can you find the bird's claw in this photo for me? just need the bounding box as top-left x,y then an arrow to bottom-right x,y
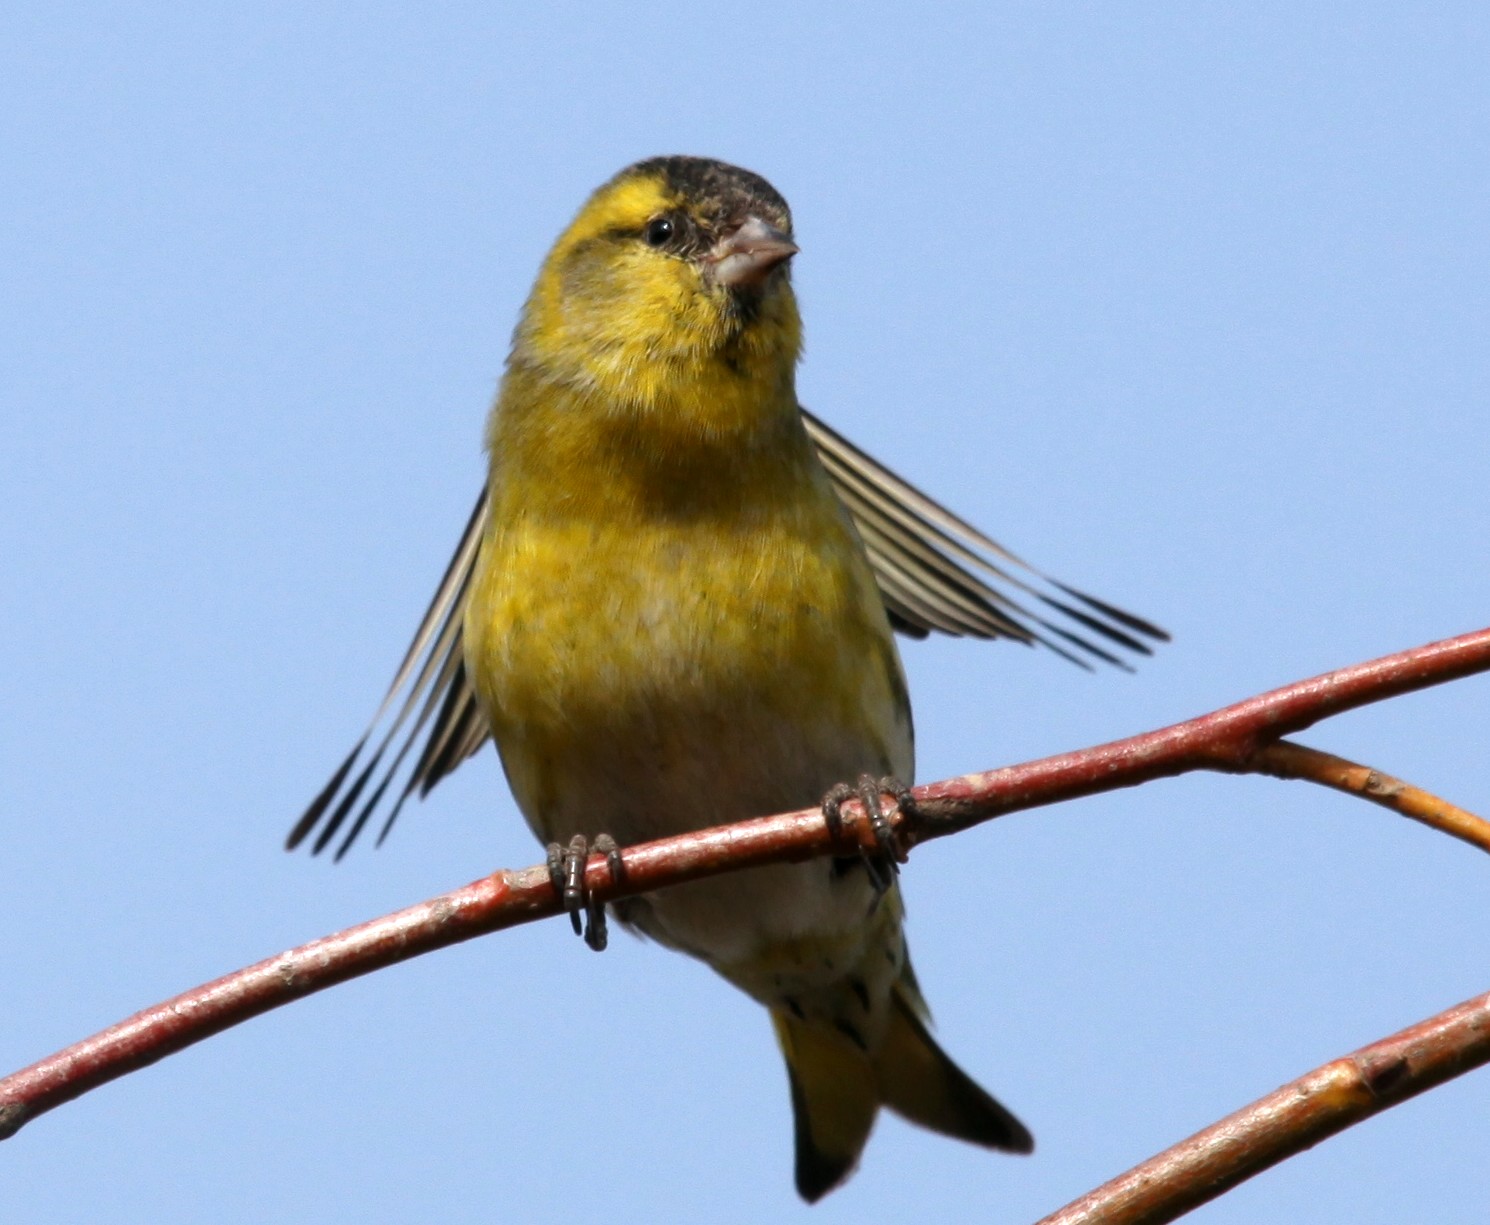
546,833 -> 622,951
822,774 -> 914,895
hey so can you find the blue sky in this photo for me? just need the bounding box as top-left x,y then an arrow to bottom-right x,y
5,5 -> 1488,1222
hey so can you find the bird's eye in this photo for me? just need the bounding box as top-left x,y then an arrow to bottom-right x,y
644,217 -> 676,247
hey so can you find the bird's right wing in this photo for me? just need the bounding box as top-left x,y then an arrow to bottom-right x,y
285,489 -> 491,859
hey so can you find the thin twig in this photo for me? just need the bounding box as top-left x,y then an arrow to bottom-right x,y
1034,987 -> 1490,1225
1251,739 -> 1490,856
2,626 -> 1489,1142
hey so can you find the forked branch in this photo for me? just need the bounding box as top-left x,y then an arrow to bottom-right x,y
4,626 -> 1490,1225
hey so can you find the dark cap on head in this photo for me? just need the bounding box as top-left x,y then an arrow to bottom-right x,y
619,155 -> 793,237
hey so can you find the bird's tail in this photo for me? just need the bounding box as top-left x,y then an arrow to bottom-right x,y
771,980 -> 1032,1202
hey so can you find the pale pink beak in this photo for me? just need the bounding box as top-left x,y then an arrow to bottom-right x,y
708,215 -> 798,289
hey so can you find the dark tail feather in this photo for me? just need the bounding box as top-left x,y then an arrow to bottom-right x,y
876,985 -> 1033,1154
771,1009 -> 878,1202
771,987 -> 1031,1202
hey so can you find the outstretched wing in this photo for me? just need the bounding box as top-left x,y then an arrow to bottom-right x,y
288,410 -> 1168,859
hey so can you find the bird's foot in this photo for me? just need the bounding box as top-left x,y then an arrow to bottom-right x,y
822,774 -> 915,895
546,833 -> 622,952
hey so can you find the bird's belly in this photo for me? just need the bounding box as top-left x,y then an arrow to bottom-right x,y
466,515 -> 911,966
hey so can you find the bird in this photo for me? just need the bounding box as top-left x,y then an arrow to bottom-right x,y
289,155 -> 1166,1201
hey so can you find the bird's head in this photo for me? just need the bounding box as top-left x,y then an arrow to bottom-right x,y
513,156 -> 803,410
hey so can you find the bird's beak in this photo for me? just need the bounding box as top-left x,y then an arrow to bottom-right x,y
708,216 -> 799,289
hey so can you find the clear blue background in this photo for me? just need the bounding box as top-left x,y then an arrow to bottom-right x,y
5,5 -> 1488,1222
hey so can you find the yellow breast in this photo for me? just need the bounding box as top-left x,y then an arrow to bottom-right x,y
464,404 -> 911,848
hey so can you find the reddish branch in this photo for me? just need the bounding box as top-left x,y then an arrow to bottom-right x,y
1035,987 -> 1490,1225
903,626 -> 1490,841
4,626 -> 1490,1221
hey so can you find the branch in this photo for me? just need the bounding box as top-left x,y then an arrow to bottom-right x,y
1034,987 -> 1490,1225
3,626 -> 1489,1149
1250,739 -> 1490,855
902,625 -> 1490,842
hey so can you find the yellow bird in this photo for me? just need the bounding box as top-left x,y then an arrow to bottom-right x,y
290,156 -> 1165,1200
